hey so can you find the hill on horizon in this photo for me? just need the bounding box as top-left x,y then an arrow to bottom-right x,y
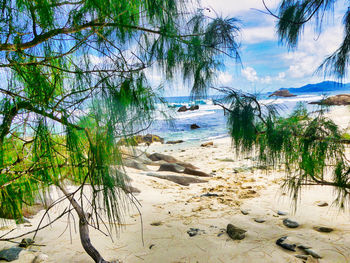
279,81 -> 350,94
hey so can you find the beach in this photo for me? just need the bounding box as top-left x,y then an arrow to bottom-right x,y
1,106 -> 350,263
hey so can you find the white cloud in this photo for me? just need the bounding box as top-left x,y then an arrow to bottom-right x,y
218,71 -> 233,84
241,66 -> 285,83
242,67 -> 259,82
242,26 -> 276,44
282,26 -> 343,80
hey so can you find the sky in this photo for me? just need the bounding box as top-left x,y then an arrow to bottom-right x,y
161,0 -> 349,96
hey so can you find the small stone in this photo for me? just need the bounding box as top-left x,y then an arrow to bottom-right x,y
316,201 -> 328,207
187,228 -> 205,237
19,238 -> 35,248
283,218 -> 299,228
0,247 -> 23,261
150,221 -> 162,226
240,209 -> 249,215
313,226 -> 334,233
33,254 -> 49,263
254,218 -> 265,223
276,236 -> 296,252
304,248 -> 322,259
149,244 -> 155,250
277,211 -> 287,216
200,193 -> 219,197
190,124 -> 200,129
226,224 -> 246,240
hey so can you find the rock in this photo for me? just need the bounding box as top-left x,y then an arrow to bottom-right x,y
190,124 -> 200,129
117,134 -> 164,146
200,193 -> 219,197
32,254 -> 49,263
146,173 -> 207,186
0,247 -> 23,262
149,244 -> 155,250
19,238 -> 34,248
150,221 -> 163,226
189,105 -> 199,111
310,94 -> 350,106
123,159 -> 150,171
187,228 -> 205,237
178,106 -> 188,112
200,141 -> 213,147
276,236 -> 296,252
166,140 -> 184,144
303,248 -> 322,259
313,226 -> 334,233
183,167 -> 211,177
283,218 -> 299,228
147,153 -> 178,163
269,89 -> 297,97
226,224 -> 246,240
240,209 -> 249,215
176,162 -> 199,170
316,201 -> 328,207
254,218 -> 265,223
158,163 -> 185,173
277,211 -> 287,216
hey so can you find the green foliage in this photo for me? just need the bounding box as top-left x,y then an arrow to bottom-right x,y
0,0 -> 241,231
223,88 -> 350,207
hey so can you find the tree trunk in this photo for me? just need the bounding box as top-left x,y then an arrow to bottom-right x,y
59,186 -> 110,263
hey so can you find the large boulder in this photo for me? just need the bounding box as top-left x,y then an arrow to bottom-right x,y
123,159 -> 150,171
147,153 -> 179,163
117,134 -> 164,146
166,140 -> 184,144
177,106 -> 188,112
189,105 -> 199,111
269,89 -> 296,97
190,124 -> 200,129
310,94 -> 350,105
158,163 -> 185,173
146,173 -> 207,186
184,167 -> 211,177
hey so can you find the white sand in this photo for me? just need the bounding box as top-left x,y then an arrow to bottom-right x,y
1,107 -> 350,263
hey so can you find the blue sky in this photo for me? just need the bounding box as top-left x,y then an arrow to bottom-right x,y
160,0 -> 349,96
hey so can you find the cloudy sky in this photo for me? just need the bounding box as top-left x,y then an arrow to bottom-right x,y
162,0 -> 349,96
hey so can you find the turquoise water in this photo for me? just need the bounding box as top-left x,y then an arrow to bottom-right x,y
148,89 -> 350,144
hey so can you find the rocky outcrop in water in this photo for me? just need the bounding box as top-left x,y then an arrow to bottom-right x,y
310,94 -> 350,105
269,89 -> 296,97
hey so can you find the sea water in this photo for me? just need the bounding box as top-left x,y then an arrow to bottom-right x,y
148,89 -> 349,144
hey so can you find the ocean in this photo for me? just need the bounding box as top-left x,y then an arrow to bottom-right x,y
147,89 -> 350,144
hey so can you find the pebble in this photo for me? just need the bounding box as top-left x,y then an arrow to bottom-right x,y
150,221 -> 162,226
304,248 -> 322,259
240,209 -> 249,215
283,218 -> 299,228
254,218 -> 265,223
277,211 -> 287,216
316,201 -> 328,207
226,224 -> 246,240
187,228 -> 205,237
275,236 -> 296,252
295,255 -> 309,260
313,226 -> 334,233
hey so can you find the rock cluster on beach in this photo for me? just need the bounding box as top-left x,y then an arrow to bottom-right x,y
310,94 -> 350,105
177,105 -> 199,112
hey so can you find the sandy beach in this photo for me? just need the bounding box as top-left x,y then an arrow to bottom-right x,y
1,107 -> 350,263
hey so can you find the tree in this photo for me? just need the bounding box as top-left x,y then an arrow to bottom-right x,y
0,1 -> 241,262
219,0 -> 350,210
